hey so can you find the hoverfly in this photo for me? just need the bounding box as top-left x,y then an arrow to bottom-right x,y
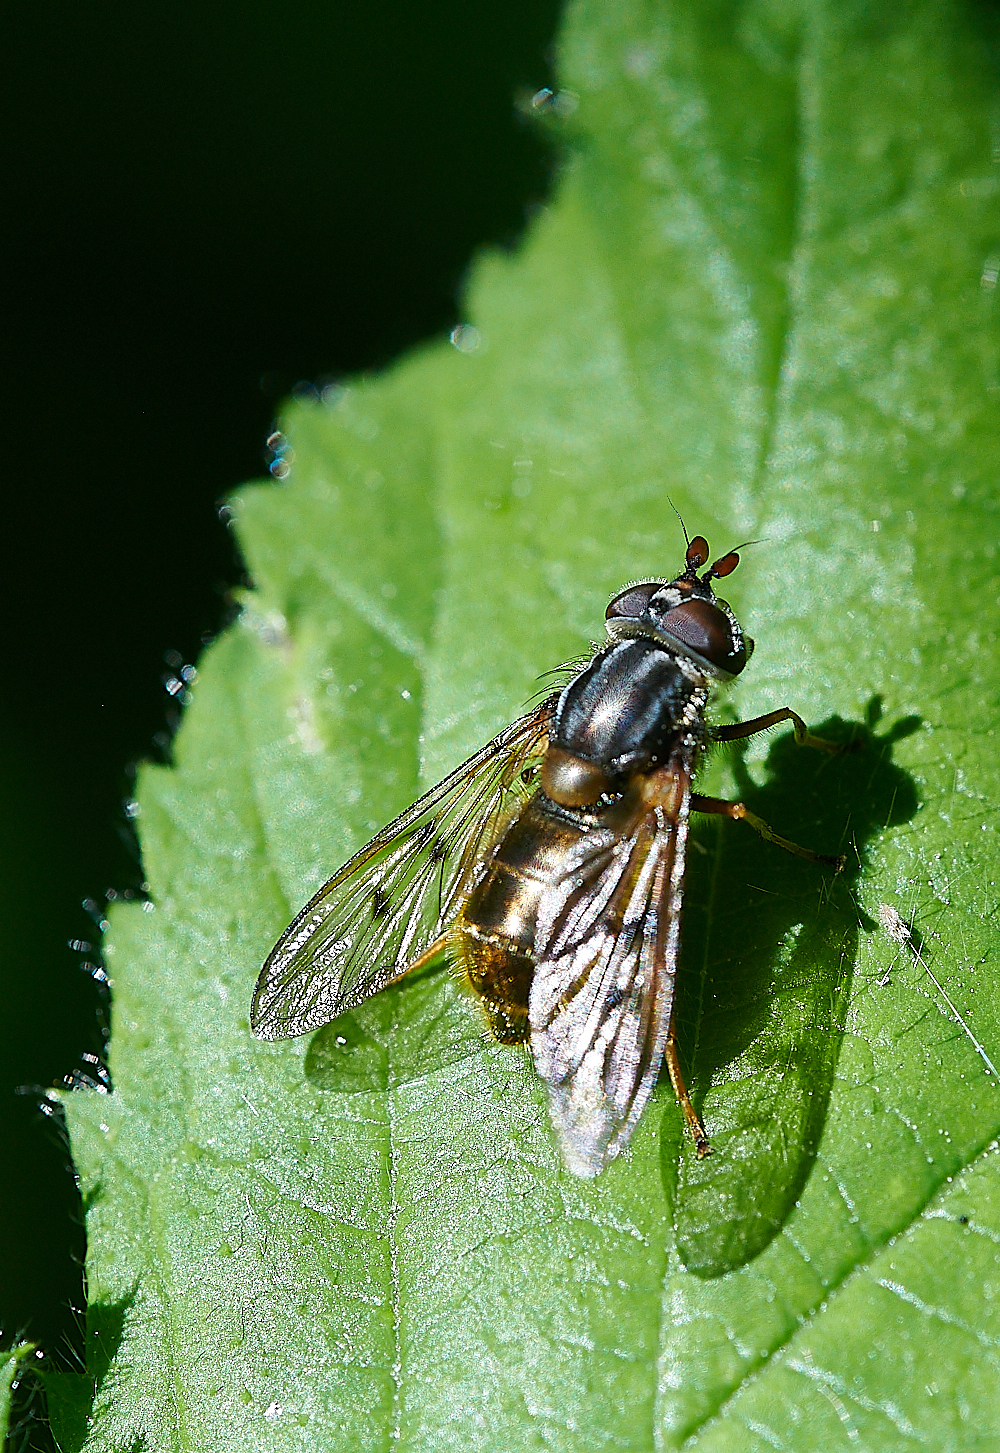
251,534 -> 843,1177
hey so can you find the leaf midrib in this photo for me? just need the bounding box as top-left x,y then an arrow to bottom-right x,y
651,20 -> 812,1449
640,15 -> 1000,1440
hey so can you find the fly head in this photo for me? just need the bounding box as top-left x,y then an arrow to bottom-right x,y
605,534 -> 754,678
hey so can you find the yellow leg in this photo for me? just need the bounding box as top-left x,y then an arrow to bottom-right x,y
385,935 -> 450,988
712,706 -> 840,754
665,1027 -> 712,1158
691,793 -> 845,870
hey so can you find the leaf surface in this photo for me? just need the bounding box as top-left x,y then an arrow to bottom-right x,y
1,1345 -> 34,1445
50,2 -> 1000,1450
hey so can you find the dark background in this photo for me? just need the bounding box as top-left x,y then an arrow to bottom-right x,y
2,0 -> 560,1432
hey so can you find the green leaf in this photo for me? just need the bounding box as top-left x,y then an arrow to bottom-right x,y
1,1344 -> 35,1445
49,1 -> 1000,1449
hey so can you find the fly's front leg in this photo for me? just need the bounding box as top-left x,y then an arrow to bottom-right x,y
712,707 -> 839,754
690,793 -> 845,871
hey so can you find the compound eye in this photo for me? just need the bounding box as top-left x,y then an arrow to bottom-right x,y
606,581 -> 661,622
709,550 -> 739,578
658,598 -> 748,674
686,535 -> 710,569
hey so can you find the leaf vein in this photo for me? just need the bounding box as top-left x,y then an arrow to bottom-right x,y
677,1133 -> 1000,1447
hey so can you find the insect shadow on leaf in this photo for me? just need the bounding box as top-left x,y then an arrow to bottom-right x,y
664,696 -> 920,1276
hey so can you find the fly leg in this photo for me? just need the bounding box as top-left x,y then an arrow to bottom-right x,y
690,793 -> 845,870
665,1020 -> 713,1158
384,935 -> 450,986
712,707 -> 840,754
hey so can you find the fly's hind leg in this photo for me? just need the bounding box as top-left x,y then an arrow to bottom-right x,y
691,793 -> 845,870
383,935 -> 450,987
664,1018 -> 712,1159
712,706 -> 840,754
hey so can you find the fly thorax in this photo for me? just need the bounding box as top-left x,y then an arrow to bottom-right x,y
549,637 -> 705,792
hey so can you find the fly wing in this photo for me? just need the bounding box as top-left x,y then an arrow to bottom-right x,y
251,700 -> 554,1040
529,771 -> 690,1177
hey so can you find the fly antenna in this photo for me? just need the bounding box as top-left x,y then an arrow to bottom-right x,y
701,537 -> 765,583
665,495 -> 691,549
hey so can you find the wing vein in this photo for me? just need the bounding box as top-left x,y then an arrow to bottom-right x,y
251,699 -> 554,1039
